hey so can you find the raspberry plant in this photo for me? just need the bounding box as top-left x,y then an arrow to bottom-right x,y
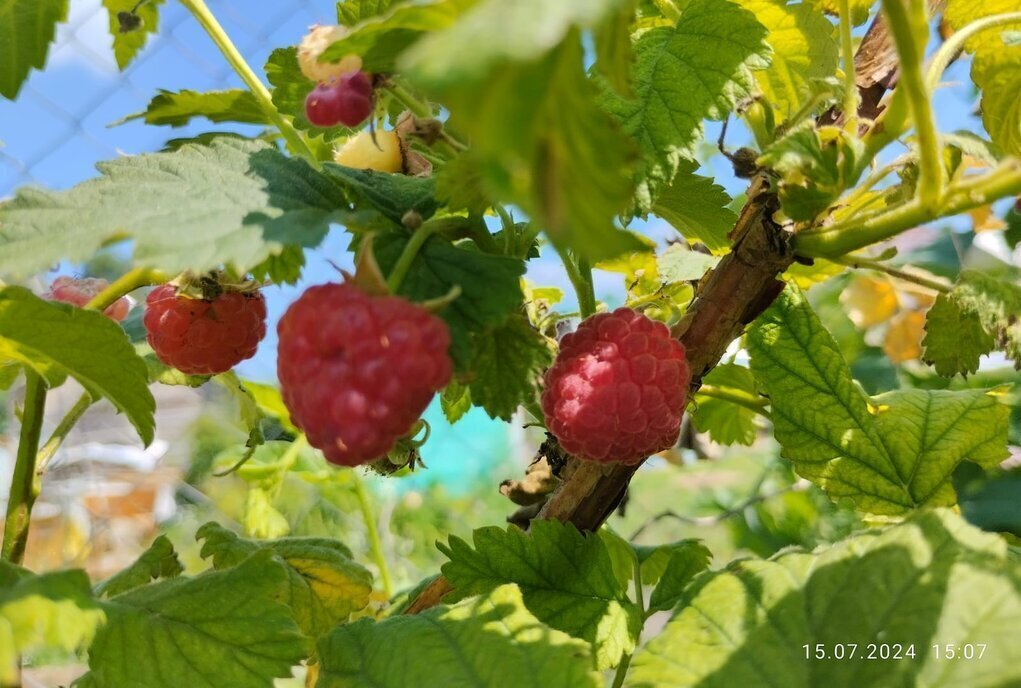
1,0 -> 1021,686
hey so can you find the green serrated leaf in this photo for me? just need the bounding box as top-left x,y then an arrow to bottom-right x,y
196,522 -> 372,637
938,270 -> 1021,369
116,89 -> 267,128
373,232 -> 525,368
322,0 -> 477,71
103,0 -> 164,70
337,0 -> 400,25
922,291 -> 996,377
77,550 -> 309,688
265,47 -> 356,143
656,244 -> 720,282
250,244 -> 306,285
735,0 -> 839,116
1,566 -> 104,685
468,315 -> 552,421
652,162 -> 738,252
747,285 -> 1010,515
633,539 -> 712,612
758,123 -> 866,221
0,0 -> 68,100
325,162 -> 438,225
441,380 -> 472,424
94,535 -> 183,598
402,1 -> 643,261
317,584 -> 601,687
601,0 -> 770,209
629,509 -> 1021,688
439,520 -> 642,669
691,363 -> 761,446
0,137 -> 347,279
0,287 -> 155,445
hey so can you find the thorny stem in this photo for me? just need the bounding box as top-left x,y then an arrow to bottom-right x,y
2,372 -> 48,564
833,254 -> 951,293
352,471 -> 394,598
880,0 -> 942,206
838,0 -> 859,132
177,0 -> 318,165
84,267 -> 164,312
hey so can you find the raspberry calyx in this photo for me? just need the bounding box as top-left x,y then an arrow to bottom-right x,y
277,283 -> 452,467
143,281 -> 266,375
541,308 -> 690,464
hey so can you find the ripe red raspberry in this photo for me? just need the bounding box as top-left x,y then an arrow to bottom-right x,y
143,284 -> 266,375
541,308 -> 690,464
304,70 -> 373,128
277,283 -> 452,467
45,276 -> 130,321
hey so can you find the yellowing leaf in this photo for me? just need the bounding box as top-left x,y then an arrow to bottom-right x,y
883,310 -> 926,363
735,0 -> 839,116
840,275 -> 898,328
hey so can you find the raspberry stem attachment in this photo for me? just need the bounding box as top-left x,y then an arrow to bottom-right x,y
178,0 -> 318,166
385,220 -> 443,293
84,267 -> 165,312
351,471 -> 394,598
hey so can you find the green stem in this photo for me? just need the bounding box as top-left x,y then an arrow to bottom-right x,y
351,472 -> 394,598
832,254 -> 951,293
384,81 -> 433,119
466,216 -> 500,254
611,548 -> 646,688
2,372 -> 48,564
694,385 -> 771,419
84,267 -> 164,312
838,0 -> 859,130
178,0 -> 317,165
795,160 -> 1021,257
880,0 -> 942,205
35,393 -> 94,478
387,222 -> 442,293
926,12 -> 1021,91
494,205 -> 515,254
554,244 -> 596,318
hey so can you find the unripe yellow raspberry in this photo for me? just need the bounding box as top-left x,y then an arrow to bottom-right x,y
334,131 -> 403,173
298,25 -> 363,83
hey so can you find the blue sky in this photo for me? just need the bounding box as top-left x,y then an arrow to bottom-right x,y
0,0 -> 1009,483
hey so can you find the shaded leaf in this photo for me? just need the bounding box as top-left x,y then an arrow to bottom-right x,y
468,315 -> 552,420
103,0 -> 164,70
652,162 -> 738,253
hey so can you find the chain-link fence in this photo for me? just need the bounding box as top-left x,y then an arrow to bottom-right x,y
0,0 -> 338,197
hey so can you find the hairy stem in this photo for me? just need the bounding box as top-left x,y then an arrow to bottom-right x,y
795,160 -> 1021,256
555,245 -> 597,318
2,372 -> 48,563
881,0 -> 942,205
833,254 -> 951,293
178,0 -> 317,165
695,385 -> 771,418
352,472 -> 394,598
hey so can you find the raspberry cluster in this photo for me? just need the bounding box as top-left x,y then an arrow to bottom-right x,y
45,276 -> 130,321
277,283 -> 452,466
144,284 -> 266,375
541,308 -> 690,464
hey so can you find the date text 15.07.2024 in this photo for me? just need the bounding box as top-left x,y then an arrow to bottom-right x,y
804,644 -> 988,660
